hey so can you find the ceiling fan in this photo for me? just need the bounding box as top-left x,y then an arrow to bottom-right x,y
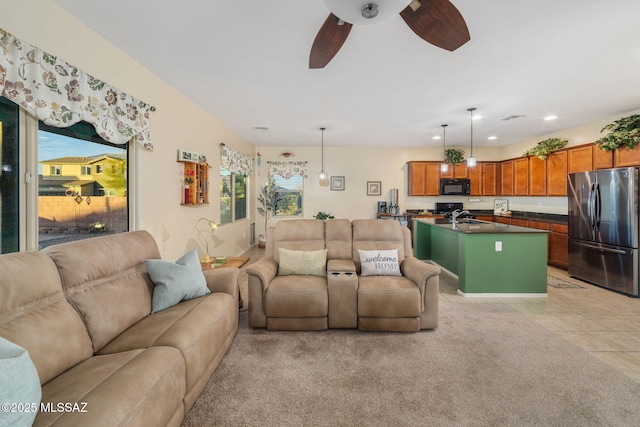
309,0 -> 470,69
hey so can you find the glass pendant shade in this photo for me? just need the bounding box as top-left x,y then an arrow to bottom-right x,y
467,107 -> 477,167
318,170 -> 328,181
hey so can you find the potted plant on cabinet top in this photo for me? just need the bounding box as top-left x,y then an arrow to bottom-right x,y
522,137 -> 568,159
444,148 -> 465,166
257,177 -> 281,247
313,211 -> 335,220
594,114 -> 640,151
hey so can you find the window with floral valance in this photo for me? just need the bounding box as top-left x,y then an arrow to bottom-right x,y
220,143 -> 253,176
267,161 -> 308,178
0,28 -> 154,150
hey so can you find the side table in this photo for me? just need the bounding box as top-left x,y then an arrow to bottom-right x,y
201,257 -> 250,309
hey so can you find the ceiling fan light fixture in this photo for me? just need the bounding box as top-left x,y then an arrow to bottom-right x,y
361,3 -> 379,19
321,0 -> 410,25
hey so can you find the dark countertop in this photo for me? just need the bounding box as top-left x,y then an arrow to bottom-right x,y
407,209 -> 568,225
414,218 -> 550,235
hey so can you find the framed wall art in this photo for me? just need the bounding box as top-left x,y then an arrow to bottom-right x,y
330,176 -> 345,191
367,181 -> 381,196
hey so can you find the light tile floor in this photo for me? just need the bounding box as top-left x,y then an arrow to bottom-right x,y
239,246 -> 640,383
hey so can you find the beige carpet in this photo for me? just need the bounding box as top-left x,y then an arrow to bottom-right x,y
183,273 -> 640,426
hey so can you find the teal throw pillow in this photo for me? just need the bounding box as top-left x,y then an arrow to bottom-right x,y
146,249 -> 210,313
0,336 -> 42,426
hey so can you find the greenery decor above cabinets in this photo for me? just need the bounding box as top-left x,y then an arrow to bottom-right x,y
444,148 -> 465,166
595,114 -> 640,151
522,138 -> 568,159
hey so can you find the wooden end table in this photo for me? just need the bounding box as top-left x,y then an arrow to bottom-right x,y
201,257 -> 250,308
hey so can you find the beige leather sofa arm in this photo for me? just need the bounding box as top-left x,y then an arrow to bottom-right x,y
401,256 -> 441,287
203,267 -> 240,298
246,257 -> 279,328
402,256 -> 441,329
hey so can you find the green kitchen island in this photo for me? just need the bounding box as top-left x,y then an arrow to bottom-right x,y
413,218 -> 549,297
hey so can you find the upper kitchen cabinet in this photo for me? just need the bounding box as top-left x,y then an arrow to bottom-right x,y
528,156 -> 547,196
593,146 -> 614,169
407,161 -> 440,196
468,163 -> 482,195
440,163 -> 468,179
567,145 -> 593,173
514,158 -> 529,196
546,150 -> 568,196
481,162 -> 498,196
499,160 -> 514,196
614,145 -> 640,167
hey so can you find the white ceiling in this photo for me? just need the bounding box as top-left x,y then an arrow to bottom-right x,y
50,0 -> 640,148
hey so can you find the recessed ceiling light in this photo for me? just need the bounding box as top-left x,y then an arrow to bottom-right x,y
432,136 -> 441,140
487,136 -> 497,140
544,115 -> 558,121
254,126 -> 269,131
472,115 -> 482,121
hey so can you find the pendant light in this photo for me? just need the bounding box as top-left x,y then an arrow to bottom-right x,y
318,127 -> 328,181
440,124 -> 449,173
467,107 -> 477,167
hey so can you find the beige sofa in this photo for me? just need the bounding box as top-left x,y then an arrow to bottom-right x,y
247,219 -> 440,332
0,230 -> 239,426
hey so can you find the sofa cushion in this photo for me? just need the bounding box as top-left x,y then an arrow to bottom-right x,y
0,337 -> 41,427
352,219 -> 406,272
326,218 -> 352,259
265,275 -> 328,318
37,347 -> 186,427
277,248 -> 327,277
146,249 -> 210,313
97,292 -> 237,411
0,251 -> 94,384
45,230 -> 161,353
358,276 -> 421,318
272,219 -> 326,264
358,249 -> 402,276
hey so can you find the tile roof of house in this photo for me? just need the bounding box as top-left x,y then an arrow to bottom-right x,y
39,153 -> 125,164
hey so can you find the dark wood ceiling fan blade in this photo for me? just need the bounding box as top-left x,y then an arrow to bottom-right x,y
400,0 -> 470,51
309,13 -> 353,69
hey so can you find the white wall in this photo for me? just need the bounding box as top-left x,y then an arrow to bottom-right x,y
1,0 -> 255,261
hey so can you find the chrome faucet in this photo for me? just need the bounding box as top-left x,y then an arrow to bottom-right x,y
450,209 -> 470,224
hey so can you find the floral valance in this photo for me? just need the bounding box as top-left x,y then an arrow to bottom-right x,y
0,28 -> 154,150
220,143 -> 253,175
267,161 -> 308,179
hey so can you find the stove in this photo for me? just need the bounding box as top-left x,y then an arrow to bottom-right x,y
433,202 -> 464,214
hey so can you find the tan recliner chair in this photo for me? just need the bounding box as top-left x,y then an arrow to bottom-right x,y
352,219 -> 440,332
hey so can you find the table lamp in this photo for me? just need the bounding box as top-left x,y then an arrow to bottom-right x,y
196,218 -> 219,263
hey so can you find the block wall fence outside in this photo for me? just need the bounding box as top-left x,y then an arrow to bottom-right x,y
38,196 -> 128,233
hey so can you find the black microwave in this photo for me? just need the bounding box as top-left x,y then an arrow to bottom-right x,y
440,178 -> 471,195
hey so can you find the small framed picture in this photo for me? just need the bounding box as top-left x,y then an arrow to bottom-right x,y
330,176 -> 345,191
494,199 -> 508,215
367,181 -> 381,196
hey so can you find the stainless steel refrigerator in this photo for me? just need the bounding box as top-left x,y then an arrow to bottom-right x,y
568,167 -> 639,296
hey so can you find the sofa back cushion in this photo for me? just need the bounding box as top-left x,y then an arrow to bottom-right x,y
45,231 -> 161,353
352,219 -> 408,272
0,251 -> 93,384
271,219 -> 326,264
325,219 -> 352,260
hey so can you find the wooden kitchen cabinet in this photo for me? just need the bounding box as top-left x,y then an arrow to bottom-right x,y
547,150 -> 568,196
468,163 -> 482,195
499,160 -> 514,195
593,145 -> 613,169
425,163 -> 441,196
528,156 -> 547,196
407,161 -> 428,196
549,223 -> 569,269
567,145 -> 593,173
514,158 -> 529,196
494,216 -> 511,224
614,145 -> 640,167
482,162 -> 498,196
510,218 -> 529,227
440,163 -> 468,179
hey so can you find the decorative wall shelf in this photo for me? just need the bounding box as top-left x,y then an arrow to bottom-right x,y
179,160 -> 210,206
